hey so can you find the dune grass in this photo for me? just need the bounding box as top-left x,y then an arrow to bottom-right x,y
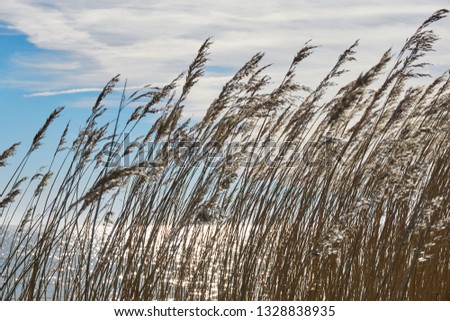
0,9 -> 449,300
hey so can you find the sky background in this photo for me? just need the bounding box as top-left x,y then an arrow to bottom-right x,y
0,0 -> 449,172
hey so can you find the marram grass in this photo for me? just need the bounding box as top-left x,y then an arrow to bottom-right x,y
1,9 -> 449,300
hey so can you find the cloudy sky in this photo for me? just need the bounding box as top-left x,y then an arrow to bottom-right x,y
0,0 -> 449,155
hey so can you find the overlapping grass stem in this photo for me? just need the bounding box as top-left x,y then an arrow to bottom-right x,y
1,10 -> 449,300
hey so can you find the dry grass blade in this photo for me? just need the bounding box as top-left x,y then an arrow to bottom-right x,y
30,107 -> 64,153
0,143 -> 20,168
1,11 -> 449,301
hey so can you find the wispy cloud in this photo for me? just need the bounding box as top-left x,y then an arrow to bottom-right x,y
26,85 -> 155,97
0,0 -> 449,115
25,87 -> 105,97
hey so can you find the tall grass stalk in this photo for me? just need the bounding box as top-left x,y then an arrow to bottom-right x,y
1,10 -> 449,300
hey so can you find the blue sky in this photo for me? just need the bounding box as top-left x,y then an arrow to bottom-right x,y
0,0 -> 449,170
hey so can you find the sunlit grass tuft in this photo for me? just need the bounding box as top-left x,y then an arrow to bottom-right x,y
1,9 -> 449,300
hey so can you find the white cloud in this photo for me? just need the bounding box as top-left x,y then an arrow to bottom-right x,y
25,87 -> 106,97
26,84 -> 168,97
0,0 -> 449,116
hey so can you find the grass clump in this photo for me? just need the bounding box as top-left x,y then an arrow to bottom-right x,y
1,10 -> 449,300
